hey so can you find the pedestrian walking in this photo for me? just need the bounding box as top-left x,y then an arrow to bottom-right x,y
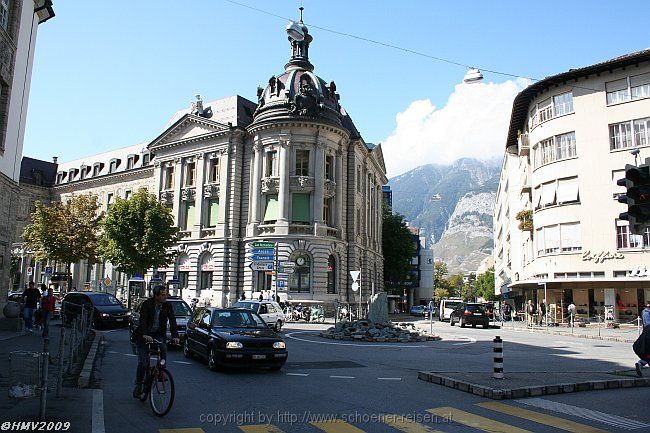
503,303 -> 512,321
634,302 -> 650,376
539,300 -> 547,326
526,300 -> 536,327
21,282 -> 41,333
40,286 -> 56,338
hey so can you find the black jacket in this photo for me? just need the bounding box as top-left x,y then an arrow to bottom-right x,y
134,298 -> 179,342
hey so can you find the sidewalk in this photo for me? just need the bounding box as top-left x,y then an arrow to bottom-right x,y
0,322 -> 93,432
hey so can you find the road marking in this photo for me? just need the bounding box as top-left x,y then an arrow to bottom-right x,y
91,389 -> 105,433
518,398 -> 650,430
239,426 -> 285,433
124,353 -> 137,357
382,417 -> 444,432
311,420 -> 365,432
450,336 -> 477,346
106,350 -> 119,354
428,407 -> 533,433
286,373 -> 309,376
285,331 -> 439,348
172,361 -> 192,365
377,377 -> 402,380
329,375 -> 355,379
477,401 -> 609,433
160,429 -> 205,433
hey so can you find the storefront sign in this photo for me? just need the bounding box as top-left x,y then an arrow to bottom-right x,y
178,265 -> 191,271
581,250 -> 624,263
201,263 -> 215,271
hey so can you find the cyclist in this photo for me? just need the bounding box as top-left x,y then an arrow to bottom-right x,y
132,285 -> 180,398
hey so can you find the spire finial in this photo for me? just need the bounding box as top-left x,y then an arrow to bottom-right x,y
299,6 -> 304,23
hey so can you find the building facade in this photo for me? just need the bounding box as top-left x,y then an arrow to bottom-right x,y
0,0 -> 53,302
494,49 -> 650,324
14,21 -> 387,309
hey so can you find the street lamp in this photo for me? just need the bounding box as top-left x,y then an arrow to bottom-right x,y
463,68 -> 484,84
537,281 -> 548,331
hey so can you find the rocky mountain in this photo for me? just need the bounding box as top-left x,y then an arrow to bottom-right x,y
388,158 -> 500,274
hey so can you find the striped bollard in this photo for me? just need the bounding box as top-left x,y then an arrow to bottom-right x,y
493,336 -> 504,379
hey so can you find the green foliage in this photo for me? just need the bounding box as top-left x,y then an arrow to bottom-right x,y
447,273 -> 465,298
433,261 -> 450,299
474,267 -> 496,301
100,189 -> 178,276
382,205 -> 415,289
22,194 -> 102,265
516,209 -> 533,231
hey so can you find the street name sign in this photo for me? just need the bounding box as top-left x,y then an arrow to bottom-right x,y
251,248 -> 275,255
249,262 -> 273,271
252,254 -> 274,261
250,241 -> 275,248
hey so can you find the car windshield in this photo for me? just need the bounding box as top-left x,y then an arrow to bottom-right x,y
169,301 -> 192,316
445,301 -> 461,310
232,301 -> 260,312
90,294 -> 122,306
466,304 -> 485,312
212,310 -> 266,329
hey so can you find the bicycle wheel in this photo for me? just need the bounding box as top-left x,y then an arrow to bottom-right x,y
149,369 -> 174,417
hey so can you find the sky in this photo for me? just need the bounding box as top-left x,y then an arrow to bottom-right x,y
23,0 -> 650,178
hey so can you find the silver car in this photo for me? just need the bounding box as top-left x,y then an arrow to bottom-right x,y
232,300 -> 286,331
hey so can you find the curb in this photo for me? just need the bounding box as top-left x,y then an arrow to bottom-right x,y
78,333 -> 103,388
511,326 -> 637,344
417,371 -> 650,399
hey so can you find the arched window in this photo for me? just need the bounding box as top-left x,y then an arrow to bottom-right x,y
327,255 -> 336,294
177,253 -> 190,291
200,253 -> 214,290
289,252 -> 310,293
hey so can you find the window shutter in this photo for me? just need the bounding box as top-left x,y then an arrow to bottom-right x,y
264,194 -> 279,222
606,78 -> 628,92
560,223 -> 581,249
557,177 -> 579,203
545,225 -> 560,250
291,193 -> 310,223
208,199 -> 219,227
541,182 -> 557,206
630,73 -> 650,87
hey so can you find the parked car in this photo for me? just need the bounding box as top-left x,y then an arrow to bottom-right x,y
439,298 -> 463,322
183,307 -> 288,371
409,305 -> 426,316
129,296 -> 193,346
232,300 -> 285,331
449,302 -> 490,328
62,292 -> 130,328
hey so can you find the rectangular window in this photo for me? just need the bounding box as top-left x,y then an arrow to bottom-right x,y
357,167 -> 361,192
200,271 -> 213,290
295,150 -> 309,176
109,161 -> 117,173
630,73 -> 650,100
165,166 -> 174,189
263,194 -> 279,223
323,198 -> 331,226
143,153 -> 150,166
0,0 -> 8,30
185,162 -> 196,186
182,202 -> 195,230
540,181 -> 557,207
291,193 -> 310,223
538,98 -> 552,123
127,157 -> 134,170
610,121 -> 633,150
93,165 -> 100,177
553,92 -> 573,116
325,155 -> 334,180
266,151 -> 278,177
560,223 -> 581,252
612,169 -> 626,197
206,198 -> 219,227
357,209 -> 361,235
556,132 -> 576,159
616,220 -> 644,249
633,117 -> 650,147
209,158 -> 220,183
544,225 -> 560,254
528,107 -> 538,130
536,228 -> 545,256
107,193 -> 114,210
556,177 -> 579,204
606,78 -> 630,105
125,190 -> 132,200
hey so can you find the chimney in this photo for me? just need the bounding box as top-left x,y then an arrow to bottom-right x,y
52,156 -> 58,164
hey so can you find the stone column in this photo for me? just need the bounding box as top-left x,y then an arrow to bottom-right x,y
335,149 -> 343,236
313,142 -> 325,231
218,147 -> 230,230
277,140 -> 290,228
172,158 -> 182,226
153,161 -> 163,196
193,154 -> 205,233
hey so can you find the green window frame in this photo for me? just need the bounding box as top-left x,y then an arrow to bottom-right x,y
207,198 -> 219,227
264,194 -> 279,223
292,193 -> 310,223
183,202 -> 195,230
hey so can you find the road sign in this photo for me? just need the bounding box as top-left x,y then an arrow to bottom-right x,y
104,277 -> 112,287
250,241 -> 275,248
351,282 -> 359,292
249,262 -> 273,271
277,280 -> 286,288
26,267 -> 33,276
252,254 -> 274,261
44,267 -> 53,276
282,268 -> 295,274
350,270 -> 360,282
281,261 -> 295,268
251,248 -> 275,255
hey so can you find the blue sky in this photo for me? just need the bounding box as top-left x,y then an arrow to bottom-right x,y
23,0 -> 650,177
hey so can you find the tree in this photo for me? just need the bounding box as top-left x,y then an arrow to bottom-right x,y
433,261 -> 450,300
474,267 -> 496,301
382,205 -> 415,295
447,274 -> 465,298
100,189 -> 178,277
23,194 -> 102,290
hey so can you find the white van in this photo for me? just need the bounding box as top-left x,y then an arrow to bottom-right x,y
439,298 -> 463,322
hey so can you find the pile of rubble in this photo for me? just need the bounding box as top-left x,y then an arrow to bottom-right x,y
320,319 -> 440,343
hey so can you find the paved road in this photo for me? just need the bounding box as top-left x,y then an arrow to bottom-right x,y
95,321 -> 650,433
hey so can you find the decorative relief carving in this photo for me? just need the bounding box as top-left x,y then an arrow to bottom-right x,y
261,177 -> 280,194
289,75 -> 321,117
159,191 -> 174,204
196,153 -> 204,160
200,241 -> 212,252
153,161 -> 161,168
324,180 -> 336,198
290,176 -> 315,191
203,183 -> 220,198
181,187 -> 196,201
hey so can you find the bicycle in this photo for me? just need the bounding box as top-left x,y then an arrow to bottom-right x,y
137,339 -> 175,417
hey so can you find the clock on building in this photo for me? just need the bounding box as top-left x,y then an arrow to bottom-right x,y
296,257 -> 306,266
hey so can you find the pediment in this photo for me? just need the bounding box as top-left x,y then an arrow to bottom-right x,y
148,114 -> 229,149
371,143 -> 387,176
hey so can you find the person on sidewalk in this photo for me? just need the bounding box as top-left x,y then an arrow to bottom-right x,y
21,282 -> 41,333
634,302 -> 650,376
132,285 -> 180,398
40,286 -> 56,338
539,300 -> 547,326
526,300 -> 536,327
568,302 -> 577,326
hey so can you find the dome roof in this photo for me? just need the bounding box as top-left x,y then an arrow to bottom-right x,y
251,21 -> 343,128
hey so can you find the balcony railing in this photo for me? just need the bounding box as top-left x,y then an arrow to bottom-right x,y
201,228 -> 216,237
178,230 -> 192,239
326,227 -> 338,238
518,133 -> 530,156
289,224 -> 312,235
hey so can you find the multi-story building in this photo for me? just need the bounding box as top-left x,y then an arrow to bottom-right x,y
0,0 -> 53,302
13,21 -> 387,309
494,49 -> 650,324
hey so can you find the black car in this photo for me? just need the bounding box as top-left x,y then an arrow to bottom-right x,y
449,302 -> 490,328
183,307 -> 288,371
129,296 -> 193,345
62,292 -> 130,328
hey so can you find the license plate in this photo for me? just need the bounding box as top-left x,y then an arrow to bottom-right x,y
473,313 -> 482,316
252,354 -> 266,360
115,318 -> 123,321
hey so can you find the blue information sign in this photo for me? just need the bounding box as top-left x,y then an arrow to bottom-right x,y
251,248 -> 275,255
252,254 -> 274,261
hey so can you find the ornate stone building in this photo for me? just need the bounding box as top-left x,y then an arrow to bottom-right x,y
14,21 -> 387,309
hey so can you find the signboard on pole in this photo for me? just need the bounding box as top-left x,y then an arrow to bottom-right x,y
44,267 -> 53,276
350,270 -> 360,282
249,262 -> 274,271
251,248 -> 275,255
26,267 -> 33,276
351,282 -> 359,292
252,254 -> 274,261
250,241 -> 275,248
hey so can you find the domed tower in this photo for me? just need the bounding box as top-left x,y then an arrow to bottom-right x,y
245,13 -> 386,306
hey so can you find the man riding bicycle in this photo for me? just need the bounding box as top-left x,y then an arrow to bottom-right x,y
132,285 -> 180,398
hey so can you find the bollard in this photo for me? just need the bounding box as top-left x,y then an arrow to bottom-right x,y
38,351 -> 49,420
493,336 -> 504,379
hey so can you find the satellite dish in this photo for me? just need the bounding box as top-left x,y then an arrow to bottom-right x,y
286,21 -> 305,41
463,68 -> 484,84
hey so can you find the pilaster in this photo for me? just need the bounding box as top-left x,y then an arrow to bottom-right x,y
313,140 -> 325,234
193,153 -> 205,234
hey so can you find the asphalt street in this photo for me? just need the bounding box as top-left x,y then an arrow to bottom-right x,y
94,320 -> 650,433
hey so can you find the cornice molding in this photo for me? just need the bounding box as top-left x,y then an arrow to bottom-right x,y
52,166 -> 154,190
248,120 -> 349,140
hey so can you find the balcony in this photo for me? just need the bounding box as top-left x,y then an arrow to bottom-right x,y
261,177 -> 280,194
290,176 -> 315,192
289,224 -> 312,235
520,167 -> 531,194
201,228 -> 216,237
326,227 -> 338,238
178,230 -> 192,239
518,133 -> 530,156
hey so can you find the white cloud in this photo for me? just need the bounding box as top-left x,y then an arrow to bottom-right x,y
381,78 -> 530,177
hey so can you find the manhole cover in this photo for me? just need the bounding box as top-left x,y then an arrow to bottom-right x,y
285,361 -> 366,370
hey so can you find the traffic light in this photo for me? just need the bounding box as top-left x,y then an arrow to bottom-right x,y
617,161 -> 650,235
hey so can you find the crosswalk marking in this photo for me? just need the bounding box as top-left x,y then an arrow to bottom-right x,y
477,402 -> 609,433
311,420 -> 365,433
382,417 -> 445,432
427,407 -> 533,433
159,429 -> 205,433
239,426 -> 286,433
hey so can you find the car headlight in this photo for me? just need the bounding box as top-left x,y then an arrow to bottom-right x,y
126,311 -> 132,316
225,342 -> 243,349
101,313 -> 109,317
273,342 -> 286,349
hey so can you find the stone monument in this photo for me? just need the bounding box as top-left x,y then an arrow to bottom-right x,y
367,292 -> 388,324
